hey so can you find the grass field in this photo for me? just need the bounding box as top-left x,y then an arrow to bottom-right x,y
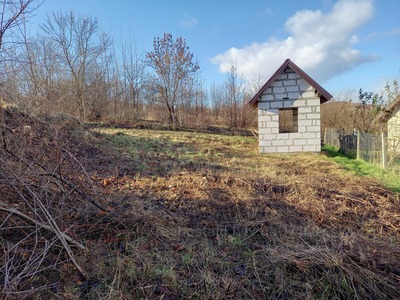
1,113 -> 400,299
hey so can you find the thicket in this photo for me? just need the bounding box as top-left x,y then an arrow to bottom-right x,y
0,8 -> 256,130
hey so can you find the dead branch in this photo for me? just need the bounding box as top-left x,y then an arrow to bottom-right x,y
251,129 -> 259,141
0,200 -> 85,250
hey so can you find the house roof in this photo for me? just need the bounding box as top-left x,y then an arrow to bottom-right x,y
374,94 -> 400,124
248,58 -> 333,107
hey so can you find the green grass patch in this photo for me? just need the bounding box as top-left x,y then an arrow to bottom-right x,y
322,144 -> 400,192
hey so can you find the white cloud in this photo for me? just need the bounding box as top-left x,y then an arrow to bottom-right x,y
211,0 -> 377,83
179,13 -> 199,29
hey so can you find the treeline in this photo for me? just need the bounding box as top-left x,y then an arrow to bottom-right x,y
0,9 -> 257,129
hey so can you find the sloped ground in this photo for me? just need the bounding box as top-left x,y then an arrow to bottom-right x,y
1,108 -> 399,299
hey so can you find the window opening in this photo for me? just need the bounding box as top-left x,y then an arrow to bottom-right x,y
279,107 -> 298,133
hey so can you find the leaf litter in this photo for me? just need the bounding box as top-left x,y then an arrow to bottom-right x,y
1,110 -> 399,299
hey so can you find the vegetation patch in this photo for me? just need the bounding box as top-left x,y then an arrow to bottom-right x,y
1,113 -> 400,299
322,144 -> 400,192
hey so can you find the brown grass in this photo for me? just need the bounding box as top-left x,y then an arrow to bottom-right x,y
1,108 -> 400,299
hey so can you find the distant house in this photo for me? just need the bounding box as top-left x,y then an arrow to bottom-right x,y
375,95 -> 400,154
249,58 -> 332,153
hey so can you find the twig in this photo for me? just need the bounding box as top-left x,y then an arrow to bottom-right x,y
40,172 -> 110,213
251,129 -> 259,141
0,200 -> 86,250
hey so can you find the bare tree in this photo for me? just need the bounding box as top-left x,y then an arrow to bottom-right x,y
41,11 -> 112,120
224,65 -> 245,129
0,0 -> 42,53
120,38 -> 146,121
145,33 -> 200,127
210,83 -> 224,122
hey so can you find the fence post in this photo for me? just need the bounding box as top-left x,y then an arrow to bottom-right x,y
356,130 -> 360,160
381,131 -> 387,170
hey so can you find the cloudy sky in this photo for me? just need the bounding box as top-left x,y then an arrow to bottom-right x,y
31,0 -> 400,99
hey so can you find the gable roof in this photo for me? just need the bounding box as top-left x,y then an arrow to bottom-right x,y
374,94 -> 400,124
248,58 -> 333,107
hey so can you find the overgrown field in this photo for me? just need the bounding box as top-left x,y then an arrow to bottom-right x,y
1,108 -> 400,299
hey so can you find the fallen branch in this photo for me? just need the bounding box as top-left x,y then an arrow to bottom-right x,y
251,129 -> 259,142
0,200 -> 85,250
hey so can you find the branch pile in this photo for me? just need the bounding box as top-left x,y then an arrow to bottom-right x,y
0,108 -> 108,297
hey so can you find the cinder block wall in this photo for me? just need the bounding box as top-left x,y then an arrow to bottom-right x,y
388,109 -> 400,153
257,67 -> 321,153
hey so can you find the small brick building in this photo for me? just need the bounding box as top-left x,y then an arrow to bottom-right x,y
249,59 -> 332,153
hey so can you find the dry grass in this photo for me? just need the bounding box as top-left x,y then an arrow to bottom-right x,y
1,110 -> 400,299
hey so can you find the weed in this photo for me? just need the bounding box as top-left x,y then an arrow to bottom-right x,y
2,116 -> 400,299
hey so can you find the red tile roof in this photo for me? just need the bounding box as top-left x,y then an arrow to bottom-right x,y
248,58 -> 333,107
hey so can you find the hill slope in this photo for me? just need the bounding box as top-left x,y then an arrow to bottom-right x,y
1,111 -> 399,299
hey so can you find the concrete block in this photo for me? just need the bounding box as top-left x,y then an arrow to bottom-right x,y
269,109 -> 279,115
258,127 -> 272,134
258,115 -> 270,122
258,102 -> 269,110
289,145 -> 303,152
298,114 -> 307,120
284,100 -> 294,107
288,92 -> 301,99
271,80 -> 283,87
297,78 -> 308,85
294,139 -> 307,145
259,140 -> 272,147
307,138 -> 321,145
278,133 -> 289,139
288,73 -> 301,79
298,126 -> 307,133
299,84 -> 311,92
267,94 -> 275,101
300,106 -> 312,113
303,132 -> 316,139
306,113 -> 320,120
273,87 -> 286,94
278,73 -> 288,80
302,91 -> 316,98
277,146 -> 289,152
270,114 -> 279,121
288,133 -> 302,139
299,119 -> 312,126
270,101 -> 282,108
307,125 -> 321,132
271,127 -> 280,134
283,80 -> 297,86
263,146 -> 277,153
303,144 -> 320,152
285,139 -> 294,146
286,85 -> 299,92
272,139 -> 285,146
293,99 -> 306,107
312,119 -> 321,126
263,134 -> 276,140
306,99 -> 320,106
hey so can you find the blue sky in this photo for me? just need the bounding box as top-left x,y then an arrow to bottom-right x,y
29,0 -> 400,100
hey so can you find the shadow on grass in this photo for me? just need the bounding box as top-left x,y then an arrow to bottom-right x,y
92,129 -> 235,177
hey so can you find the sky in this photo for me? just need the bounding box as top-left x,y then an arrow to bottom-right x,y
28,0 -> 400,100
